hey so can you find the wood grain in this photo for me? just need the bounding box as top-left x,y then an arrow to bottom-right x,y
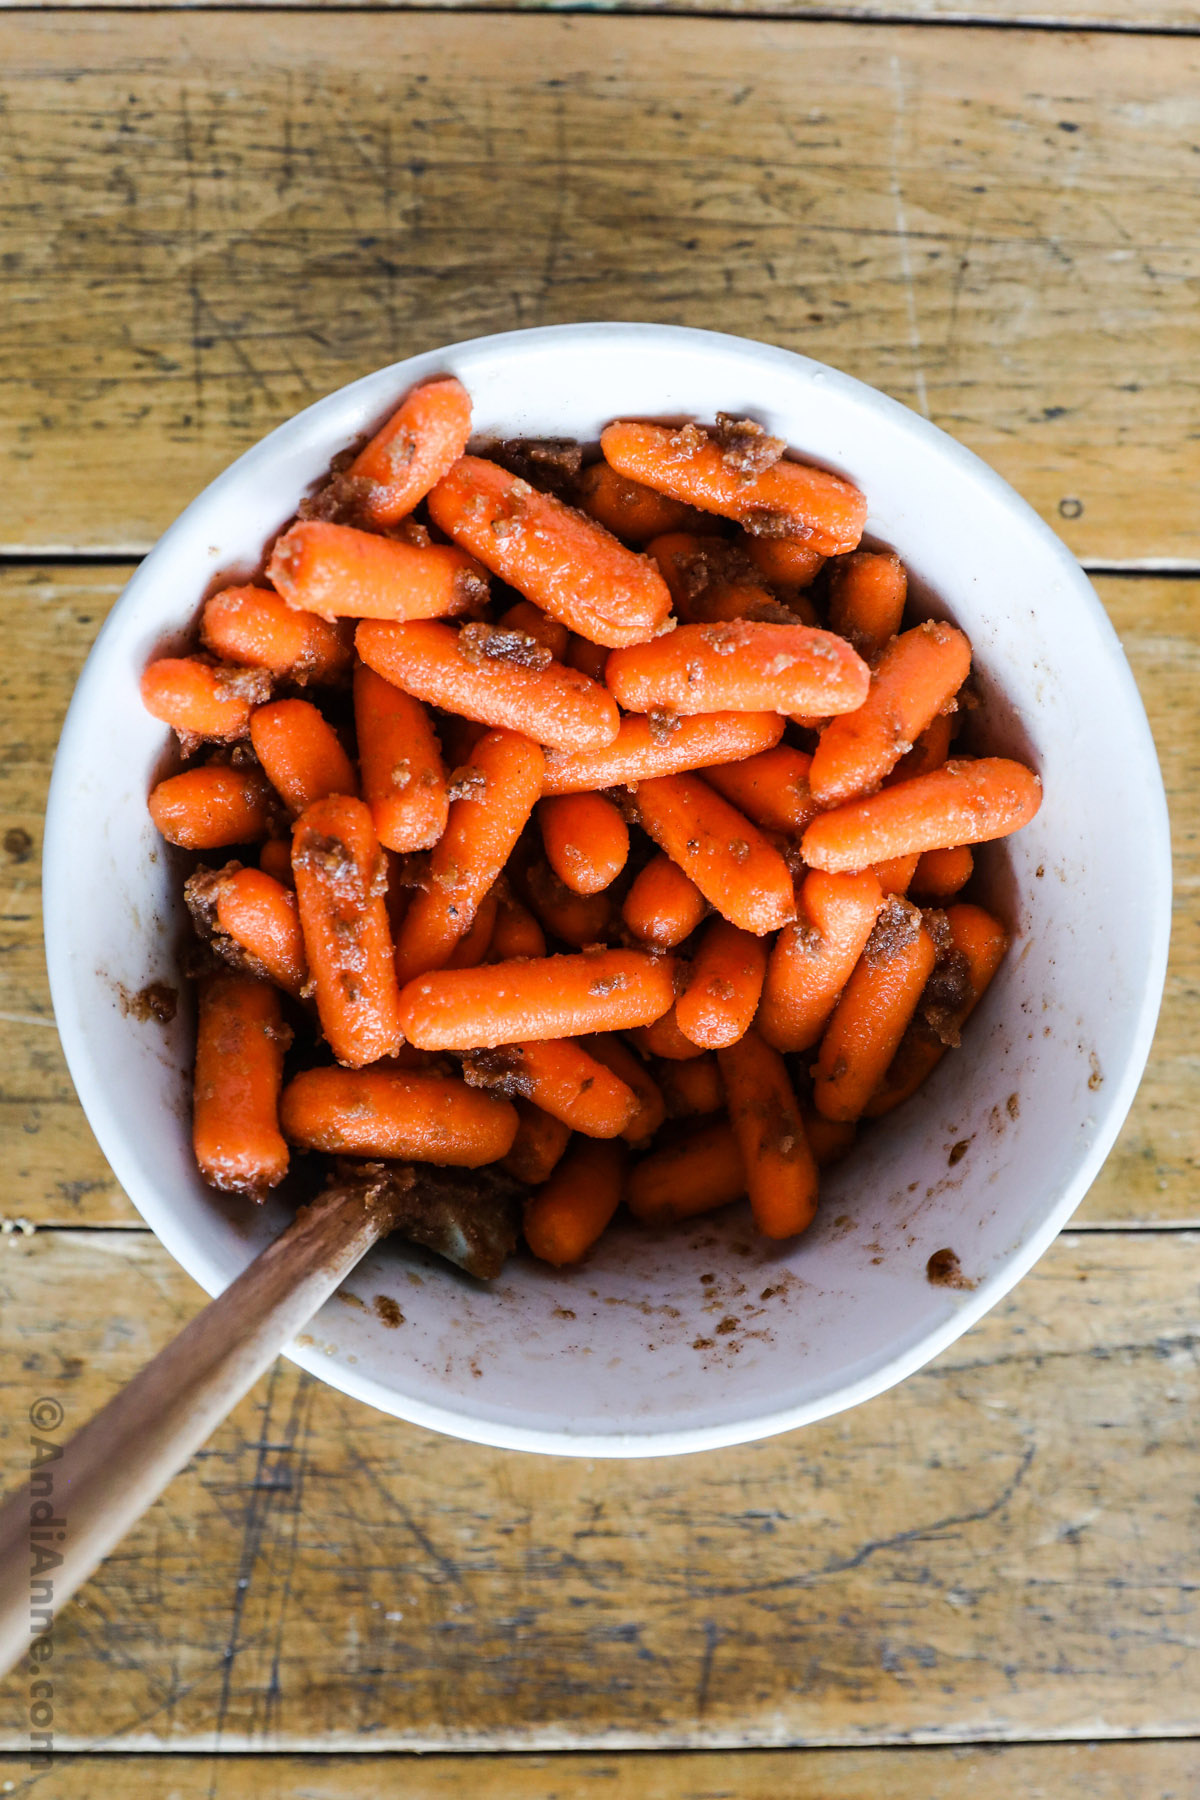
4,0 -> 1200,24
2,566 -> 1192,1228
0,1226 -> 1196,1748
2,16 -> 1200,560
4,1742 -> 1198,1798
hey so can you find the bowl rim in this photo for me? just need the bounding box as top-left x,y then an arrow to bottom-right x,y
43,320 -> 1173,1457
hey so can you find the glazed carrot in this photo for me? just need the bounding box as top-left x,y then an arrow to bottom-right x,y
438,714 -> 488,770
627,1118 -> 746,1226
291,795 -> 404,1067
701,746 -> 819,836
356,619 -> 620,755
496,598 -> 571,663
250,699 -> 357,815
539,792 -> 630,896
648,533 -> 781,626
393,729 -> 544,984
519,859 -> 616,950
864,904 -> 1009,1117
489,885 -> 547,961
872,852 -> 920,897
621,852 -> 709,949
215,867 -> 308,998
141,657 -> 271,745
741,534 -> 825,591
463,1038 -> 638,1138
577,461 -> 709,544
500,1099 -> 572,1186
802,759 -> 1043,872
353,664 -> 449,854
757,869 -> 885,1054
634,773 -> 796,935
193,972 -> 289,1195
813,899 -> 937,1122
149,765 -> 276,850
600,418 -> 867,556
911,844 -> 974,902
201,585 -> 354,685
280,1065 -> 516,1167
541,710 -> 784,796
605,620 -> 869,718
259,837 -> 294,887
584,1033 -> 667,1146
676,919 -> 769,1051
631,1006 -> 707,1061
890,712 -> 953,783
809,621 -> 972,806
427,455 -> 672,647
444,883 -> 501,970
718,1028 -> 818,1239
347,375 -> 473,526
268,521 -> 488,623
802,1110 -> 856,1168
826,550 -> 907,661
524,1138 -> 627,1267
564,633 -> 610,683
398,950 -> 678,1050
655,1052 -> 724,1118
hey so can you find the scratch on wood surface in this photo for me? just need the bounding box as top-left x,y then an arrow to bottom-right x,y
889,54 -> 929,418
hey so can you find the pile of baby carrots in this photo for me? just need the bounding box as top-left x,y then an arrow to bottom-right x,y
141,374 -> 1041,1274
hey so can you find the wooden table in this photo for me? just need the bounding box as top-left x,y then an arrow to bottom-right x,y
1,3 -> 1197,1792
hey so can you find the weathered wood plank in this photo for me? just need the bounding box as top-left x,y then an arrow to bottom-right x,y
3,1742 -> 1198,1798
2,17 -> 1199,559
2,567 -> 1192,1227
0,1227 -> 1195,1748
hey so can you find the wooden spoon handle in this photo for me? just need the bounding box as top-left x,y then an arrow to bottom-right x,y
0,1182 -> 394,1676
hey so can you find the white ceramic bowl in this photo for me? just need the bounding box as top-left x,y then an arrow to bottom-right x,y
44,324 -> 1170,1457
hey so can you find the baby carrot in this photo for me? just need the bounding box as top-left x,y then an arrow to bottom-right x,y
201,584 -> 354,684
627,1117 -> 746,1226
149,765 -> 276,849
539,792 -> 630,896
496,598 -> 571,663
757,869 -> 885,1054
268,520 -> 488,623
250,699 -> 357,815
621,852 -> 709,948
802,759 -> 1043,872
872,853 -> 920,897
803,1110 -> 857,1168
701,746 -> 819,836
215,867 -> 308,998
649,533 -> 781,626
193,972 -> 290,1196
600,418 -> 867,556
291,794 -> 404,1067
500,1099 -> 572,1186
605,620 -> 869,718
655,1052 -> 724,1118
676,918 -> 769,1051
813,899 -> 937,1121
347,375 -> 473,526
141,657 -> 271,746
718,1027 -> 818,1239
911,844 -> 974,902
398,949 -> 678,1050
489,884 -> 547,961
564,633 -> 610,683
518,858 -> 616,950
259,838 -> 294,886
634,773 -> 796,935
864,903 -> 1008,1116
280,1065 -> 517,1167
356,619 -> 620,755
631,1006 -> 708,1062
463,1037 -> 638,1138
444,883 -> 501,970
826,550 -> 907,661
890,712 -> 953,783
353,664 -> 449,854
524,1138 -> 627,1267
541,710 -> 785,796
578,462 -> 709,544
742,534 -> 826,592
583,1033 -> 667,1146
809,621 -> 972,806
427,455 -> 672,647
393,729 -> 544,984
